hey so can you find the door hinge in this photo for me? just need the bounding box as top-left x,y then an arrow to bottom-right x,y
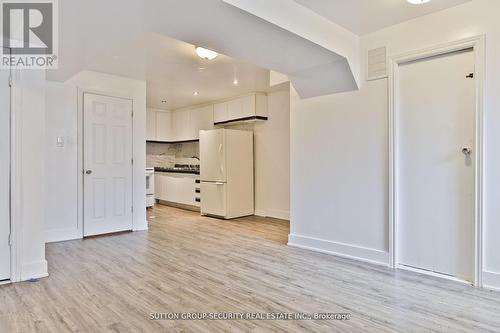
8,232 -> 12,246
131,158 -> 134,165
8,74 -> 13,87
131,111 -> 134,118
466,73 -> 474,79
131,206 -> 134,213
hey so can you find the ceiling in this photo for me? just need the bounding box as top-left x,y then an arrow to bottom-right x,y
92,33 -> 270,110
48,0 -> 356,100
293,0 -> 472,35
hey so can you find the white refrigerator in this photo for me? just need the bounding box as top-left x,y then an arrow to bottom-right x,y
200,129 -> 254,219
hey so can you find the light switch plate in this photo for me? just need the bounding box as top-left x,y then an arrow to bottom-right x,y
56,136 -> 64,147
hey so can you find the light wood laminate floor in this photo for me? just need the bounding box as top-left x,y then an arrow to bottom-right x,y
1,205 -> 500,332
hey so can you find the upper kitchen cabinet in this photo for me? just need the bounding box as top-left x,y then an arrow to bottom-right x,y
214,102 -> 228,124
190,105 -> 214,139
172,110 -> 191,142
214,93 -> 268,125
146,110 -> 157,141
156,111 -> 173,142
147,106 -> 214,142
146,92 -> 266,142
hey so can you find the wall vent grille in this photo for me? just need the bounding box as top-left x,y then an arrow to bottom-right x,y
367,46 -> 387,81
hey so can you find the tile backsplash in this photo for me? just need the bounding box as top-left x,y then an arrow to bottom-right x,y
146,142 -> 199,168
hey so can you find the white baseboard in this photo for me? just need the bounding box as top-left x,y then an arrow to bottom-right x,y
46,227 -> 81,243
483,270 -> 500,291
254,210 -> 267,217
46,223 -> 149,243
254,209 -> 290,221
288,234 -> 390,267
266,209 -> 290,220
21,260 -> 48,281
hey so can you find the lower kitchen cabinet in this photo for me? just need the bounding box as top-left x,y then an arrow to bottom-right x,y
155,172 -> 200,207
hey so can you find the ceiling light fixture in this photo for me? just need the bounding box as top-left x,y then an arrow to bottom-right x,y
196,47 -> 218,60
233,79 -> 239,85
407,0 -> 430,4
193,91 -> 199,96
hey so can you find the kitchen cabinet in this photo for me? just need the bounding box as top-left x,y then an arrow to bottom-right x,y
227,95 -> 255,120
213,102 -> 227,124
147,106 -> 213,142
146,93 -> 266,142
213,93 -> 267,125
156,111 -> 173,142
190,105 -> 213,139
155,172 -> 200,207
172,110 -> 191,142
146,110 -> 156,141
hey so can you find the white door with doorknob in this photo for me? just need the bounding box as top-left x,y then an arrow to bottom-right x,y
83,93 -> 133,236
398,49 -> 475,282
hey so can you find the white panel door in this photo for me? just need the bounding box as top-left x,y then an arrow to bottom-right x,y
200,130 -> 226,182
0,48 -> 11,280
398,50 -> 475,282
83,93 -> 133,236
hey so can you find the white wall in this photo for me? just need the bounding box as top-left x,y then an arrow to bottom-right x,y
45,82 -> 78,241
45,70 -> 147,243
289,80 -> 389,264
12,69 -> 48,281
289,0 -> 500,288
255,88 -> 290,220
226,87 -> 290,220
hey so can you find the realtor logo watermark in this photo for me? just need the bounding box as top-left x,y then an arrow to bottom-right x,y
1,0 -> 58,69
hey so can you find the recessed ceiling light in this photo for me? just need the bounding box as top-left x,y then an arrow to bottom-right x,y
161,100 -> 167,104
233,79 -> 239,85
195,47 -> 218,60
407,0 -> 430,4
193,91 -> 199,96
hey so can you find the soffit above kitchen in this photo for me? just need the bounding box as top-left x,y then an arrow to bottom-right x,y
293,0 -> 472,36
47,0 -> 358,99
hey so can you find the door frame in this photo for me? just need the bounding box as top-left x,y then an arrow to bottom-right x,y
2,46 -> 22,283
2,47 -> 16,283
388,35 -> 485,286
77,89 -> 135,238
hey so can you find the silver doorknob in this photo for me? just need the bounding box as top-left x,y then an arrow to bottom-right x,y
462,147 -> 472,156
85,170 -> 93,175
